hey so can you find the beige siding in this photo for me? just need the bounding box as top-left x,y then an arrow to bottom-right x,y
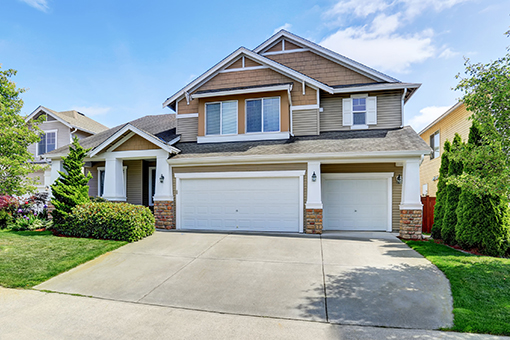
320,90 -> 403,132
266,51 -> 375,86
125,160 -> 143,205
177,97 -> 199,115
244,58 -> 262,67
86,162 -> 105,197
27,170 -> 45,186
177,117 -> 199,142
74,130 -> 93,140
113,134 -> 160,151
267,41 -> 283,52
284,40 -> 302,50
226,58 -> 243,70
321,163 -> 403,232
292,109 -> 319,136
419,103 -> 471,197
28,121 -> 71,158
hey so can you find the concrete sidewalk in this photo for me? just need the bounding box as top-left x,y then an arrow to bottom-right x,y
0,287 -> 507,340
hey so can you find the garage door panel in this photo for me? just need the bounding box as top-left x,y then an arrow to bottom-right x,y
323,177 -> 389,231
179,176 -> 300,232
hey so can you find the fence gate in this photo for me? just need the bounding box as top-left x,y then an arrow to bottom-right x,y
421,196 -> 436,234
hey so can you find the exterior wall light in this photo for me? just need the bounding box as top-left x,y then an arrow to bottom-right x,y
311,171 -> 317,182
396,174 -> 402,184
159,174 -> 165,183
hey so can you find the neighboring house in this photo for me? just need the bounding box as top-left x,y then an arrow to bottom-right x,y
45,30 -> 430,239
25,106 -> 109,191
419,102 -> 471,197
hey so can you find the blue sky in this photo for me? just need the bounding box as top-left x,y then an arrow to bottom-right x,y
1,0 -> 509,133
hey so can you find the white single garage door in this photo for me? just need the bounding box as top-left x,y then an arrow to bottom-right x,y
323,174 -> 392,231
177,173 -> 302,232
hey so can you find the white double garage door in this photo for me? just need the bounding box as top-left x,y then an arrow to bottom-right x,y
176,171 -> 392,232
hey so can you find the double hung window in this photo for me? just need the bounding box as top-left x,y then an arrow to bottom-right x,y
37,131 -> 56,155
246,97 -> 280,133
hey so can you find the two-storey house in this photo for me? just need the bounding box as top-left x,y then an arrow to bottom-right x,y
25,106 -> 109,191
45,30 -> 430,239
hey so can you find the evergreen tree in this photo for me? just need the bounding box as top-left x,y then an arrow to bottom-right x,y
51,137 -> 92,226
441,134 -> 463,245
455,120 -> 510,256
430,140 -> 451,240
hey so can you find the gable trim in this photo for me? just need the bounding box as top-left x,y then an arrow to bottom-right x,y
218,65 -> 268,73
192,83 -> 293,99
162,47 -> 334,110
261,48 -> 310,56
25,106 -> 73,129
254,30 -> 399,83
89,124 -> 181,157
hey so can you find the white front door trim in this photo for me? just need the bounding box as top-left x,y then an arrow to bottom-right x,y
322,172 -> 393,232
175,170 -> 305,232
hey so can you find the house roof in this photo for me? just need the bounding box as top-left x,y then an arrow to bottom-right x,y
45,114 -> 177,158
418,102 -> 465,135
170,126 -> 430,161
26,106 -> 109,134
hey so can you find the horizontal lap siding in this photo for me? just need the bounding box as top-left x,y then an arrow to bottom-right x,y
177,98 -> 199,115
177,117 -> 199,142
321,163 -> 403,232
320,90 -> 403,132
28,121 -> 71,157
292,109 -> 319,136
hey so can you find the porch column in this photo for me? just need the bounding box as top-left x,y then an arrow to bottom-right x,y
153,153 -> 174,230
399,159 -> 423,239
305,161 -> 323,234
103,157 -> 126,201
49,160 -> 62,186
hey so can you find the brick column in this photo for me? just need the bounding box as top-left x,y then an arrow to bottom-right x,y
399,209 -> 423,239
154,200 -> 175,230
47,202 -> 55,220
305,209 -> 323,234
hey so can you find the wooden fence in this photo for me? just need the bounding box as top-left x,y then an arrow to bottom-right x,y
421,196 -> 436,234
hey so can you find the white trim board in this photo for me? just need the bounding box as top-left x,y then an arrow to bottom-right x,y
192,84 -> 291,99
176,113 -> 199,119
197,131 -> 289,144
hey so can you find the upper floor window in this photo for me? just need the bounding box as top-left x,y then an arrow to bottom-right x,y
206,101 -> 237,135
342,95 -> 377,129
430,131 -> 440,159
246,97 -> 280,133
37,131 -> 56,156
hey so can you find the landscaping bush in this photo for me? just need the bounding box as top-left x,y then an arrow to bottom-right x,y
431,140 -> 451,240
57,202 -> 155,242
441,134 -> 463,245
0,210 -> 12,229
9,215 -> 49,231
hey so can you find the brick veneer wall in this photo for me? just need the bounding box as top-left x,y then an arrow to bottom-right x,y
399,210 -> 423,239
305,209 -> 323,234
47,202 -> 55,220
154,200 -> 175,230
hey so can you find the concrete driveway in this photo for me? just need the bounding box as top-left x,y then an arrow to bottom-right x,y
35,231 -> 453,330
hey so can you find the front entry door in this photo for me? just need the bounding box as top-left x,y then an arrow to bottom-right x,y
149,167 -> 156,206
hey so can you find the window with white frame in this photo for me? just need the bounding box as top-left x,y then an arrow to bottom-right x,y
430,131 -> 440,159
97,166 -> 127,198
342,95 -> 377,128
246,97 -> 280,133
37,131 -> 57,156
206,101 -> 238,135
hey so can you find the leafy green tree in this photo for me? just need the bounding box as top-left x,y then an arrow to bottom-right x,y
455,121 -> 510,256
0,66 -> 45,195
430,140 -> 451,240
441,134 -> 463,245
51,136 -> 92,226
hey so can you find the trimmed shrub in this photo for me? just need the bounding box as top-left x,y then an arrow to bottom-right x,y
431,140 -> 451,240
441,134 -> 463,245
58,202 -> 155,242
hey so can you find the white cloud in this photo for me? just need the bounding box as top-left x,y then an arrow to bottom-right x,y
438,47 -> 459,59
325,0 -> 389,18
17,0 -> 49,12
274,23 -> 292,34
72,106 -> 111,117
407,106 -> 451,132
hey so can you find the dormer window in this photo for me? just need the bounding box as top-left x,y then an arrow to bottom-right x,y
37,130 -> 57,156
206,101 -> 238,135
246,97 -> 280,133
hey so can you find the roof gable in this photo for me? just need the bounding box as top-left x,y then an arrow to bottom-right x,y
26,106 -> 109,134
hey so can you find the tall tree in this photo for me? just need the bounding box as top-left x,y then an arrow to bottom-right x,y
431,140 -> 451,240
441,134 -> 463,245
0,66 -> 44,195
51,137 -> 92,226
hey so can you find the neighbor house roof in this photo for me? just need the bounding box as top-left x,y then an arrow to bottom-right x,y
45,114 -> 178,158
26,106 -> 109,134
418,102 -> 465,135
170,126 -> 431,162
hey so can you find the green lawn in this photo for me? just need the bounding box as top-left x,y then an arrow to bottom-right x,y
406,240 -> 510,335
0,229 -> 127,288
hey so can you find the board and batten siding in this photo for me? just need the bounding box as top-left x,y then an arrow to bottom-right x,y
321,163 -> 403,232
292,109 -> 319,136
177,117 -> 199,142
320,90 -> 403,132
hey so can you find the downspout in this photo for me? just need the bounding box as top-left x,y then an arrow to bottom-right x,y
70,127 -> 78,142
288,84 -> 294,136
401,88 -> 407,128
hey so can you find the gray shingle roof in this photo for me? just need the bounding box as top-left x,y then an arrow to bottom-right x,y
42,107 -> 109,134
171,126 -> 430,160
46,114 -> 177,156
